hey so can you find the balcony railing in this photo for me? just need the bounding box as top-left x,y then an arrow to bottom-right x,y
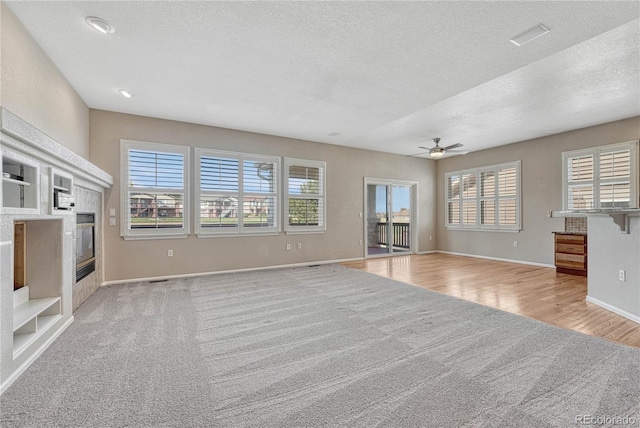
376,222 -> 410,249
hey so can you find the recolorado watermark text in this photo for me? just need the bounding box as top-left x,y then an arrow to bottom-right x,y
575,415 -> 636,425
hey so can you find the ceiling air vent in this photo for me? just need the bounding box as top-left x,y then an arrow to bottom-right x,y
510,24 -> 550,46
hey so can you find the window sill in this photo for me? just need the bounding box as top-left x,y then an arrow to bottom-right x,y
197,231 -> 280,238
284,229 -> 325,235
445,227 -> 520,233
122,234 -> 189,241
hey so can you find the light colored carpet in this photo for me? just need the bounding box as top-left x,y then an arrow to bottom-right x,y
1,264 -> 639,427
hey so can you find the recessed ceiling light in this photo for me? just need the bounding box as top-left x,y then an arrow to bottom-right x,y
85,16 -> 114,34
328,132 -> 341,137
118,89 -> 133,98
510,24 -> 550,46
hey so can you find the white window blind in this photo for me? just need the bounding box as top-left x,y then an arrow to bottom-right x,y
121,140 -> 190,239
284,158 -> 326,233
196,148 -> 279,236
563,141 -> 638,210
446,174 -> 461,225
446,161 -> 521,231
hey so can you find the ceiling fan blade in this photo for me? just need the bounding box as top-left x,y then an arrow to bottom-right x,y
443,143 -> 463,150
407,151 -> 431,157
418,146 -> 433,151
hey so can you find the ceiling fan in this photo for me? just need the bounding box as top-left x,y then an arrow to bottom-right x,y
416,138 -> 467,158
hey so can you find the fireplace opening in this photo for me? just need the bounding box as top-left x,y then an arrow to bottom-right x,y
76,213 -> 95,282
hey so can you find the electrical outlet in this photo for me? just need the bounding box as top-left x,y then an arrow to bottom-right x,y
109,218 -> 116,226
286,243 -> 291,250
429,235 -> 433,241
168,249 -> 173,257
513,241 -> 518,247
109,208 -> 116,216
297,243 -> 302,250
359,239 -> 363,246
619,269 -> 626,282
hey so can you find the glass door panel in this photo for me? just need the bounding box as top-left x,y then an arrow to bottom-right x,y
366,184 -> 391,256
390,185 -> 411,254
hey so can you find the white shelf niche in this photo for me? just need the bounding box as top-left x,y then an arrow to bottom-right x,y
12,286 -> 62,358
49,167 -> 74,214
1,148 -> 40,214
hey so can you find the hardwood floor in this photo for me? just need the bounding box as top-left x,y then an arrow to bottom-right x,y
342,253 -> 640,348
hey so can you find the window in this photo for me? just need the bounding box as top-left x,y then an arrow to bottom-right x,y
284,158 -> 326,233
121,140 -> 190,239
446,161 -> 521,231
195,148 -> 279,236
563,141 -> 638,210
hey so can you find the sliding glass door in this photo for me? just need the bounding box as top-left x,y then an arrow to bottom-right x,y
365,179 -> 416,257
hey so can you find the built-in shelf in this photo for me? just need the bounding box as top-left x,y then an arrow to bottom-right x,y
13,293 -> 62,358
1,149 -> 39,213
2,177 -> 31,186
49,167 -> 74,214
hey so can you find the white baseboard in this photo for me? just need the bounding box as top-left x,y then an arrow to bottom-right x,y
435,250 -> 555,268
417,250 -> 437,255
1,316 -> 74,395
102,257 -> 365,286
586,296 -> 640,324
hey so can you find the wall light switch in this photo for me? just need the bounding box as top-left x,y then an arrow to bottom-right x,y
109,218 -> 116,226
109,208 -> 116,216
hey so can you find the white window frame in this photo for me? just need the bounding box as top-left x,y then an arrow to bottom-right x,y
195,148 -> 280,237
562,141 -> 638,211
120,140 -> 190,240
445,161 -> 521,232
283,158 -> 326,234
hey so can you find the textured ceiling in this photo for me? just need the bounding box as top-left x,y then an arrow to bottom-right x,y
6,1 -> 640,157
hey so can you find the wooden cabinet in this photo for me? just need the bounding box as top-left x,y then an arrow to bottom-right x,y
554,233 -> 587,276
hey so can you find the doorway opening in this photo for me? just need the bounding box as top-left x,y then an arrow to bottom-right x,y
365,179 -> 417,258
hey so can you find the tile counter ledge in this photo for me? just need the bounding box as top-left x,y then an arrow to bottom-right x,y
550,209 -> 640,233
551,231 -> 587,235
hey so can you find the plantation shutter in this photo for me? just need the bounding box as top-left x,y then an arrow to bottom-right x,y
566,154 -> 594,210
196,150 -> 280,234
599,150 -> 631,208
122,141 -> 190,239
497,166 -> 518,226
461,173 -> 477,225
284,159 -> 326,232
127,150 -> 185,230
199,155 -> 240,229
480,171 -> 495,225
242,158 -> 278,229
446,174 -> 461,225
446,161 -> 520,231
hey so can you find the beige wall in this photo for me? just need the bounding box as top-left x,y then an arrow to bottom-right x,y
436,116 -> 640,265
0,2 -> 89,158
90,109 -> 437,282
